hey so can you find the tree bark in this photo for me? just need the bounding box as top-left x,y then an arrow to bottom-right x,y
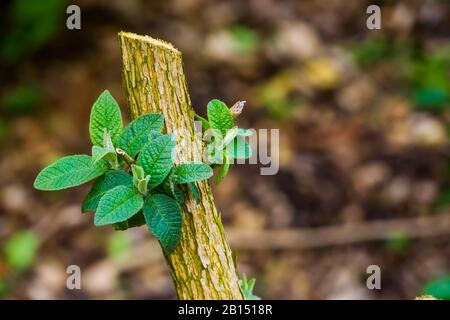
118,31 -> 243,300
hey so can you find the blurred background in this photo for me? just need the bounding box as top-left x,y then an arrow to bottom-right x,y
1,0 -> 450,299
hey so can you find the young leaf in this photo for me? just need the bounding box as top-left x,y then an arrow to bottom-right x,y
216,162 -> 231,184
131,164 -> 146,186
227,136 -> 251,159
207,99 -> 234,135
143,194 -> 182,253
92,145 -> 116,164
174,163 -> 213,184
137,176 -> 150,195
94,186 -> 143,226
34,155 -> 108,191
117,114 -> 164,157
82,170 -> 133,213
137,134 -> 176,188
188,182 -> 201,204
240,274 -> 261,300
89,90 -> 123,146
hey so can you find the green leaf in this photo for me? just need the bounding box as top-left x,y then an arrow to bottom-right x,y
117,114 -> 164,157
131,164 -> 146,181
94,186 -> 143,226
89,90 -> 123,146
4,231 -> 40,271
194,113 -> 211,131
143,194 -> 182,253
82,170 -> 133,213
207,99 -> 234,135
34,155 -> 108,191
137,134 -> 176,188
227,136 -> 251,159
216,161 -> 231,184
174,162 -> 213,184
188,182 -> 201,204
91,145 -> 116,164
240,274 -> 261,300
423,275 -> 450,300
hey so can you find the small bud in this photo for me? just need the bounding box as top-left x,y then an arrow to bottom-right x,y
230,101 -> 246,118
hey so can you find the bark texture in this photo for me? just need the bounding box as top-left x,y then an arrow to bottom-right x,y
118,31 -> 243,300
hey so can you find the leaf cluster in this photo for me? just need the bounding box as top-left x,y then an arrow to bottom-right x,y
34,90 -> 213,252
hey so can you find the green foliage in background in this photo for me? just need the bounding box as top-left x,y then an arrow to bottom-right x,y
229,25 -> 260,55
2,84 -> 42,115
2,0 -> 66,63
410,51 -> 450,111
34,90 -> 214,253
422,275 -> 450,300
4,230 -> 40,271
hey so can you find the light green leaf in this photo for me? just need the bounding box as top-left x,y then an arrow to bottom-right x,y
143,194 -> 182,253
240,274 -> 261,300
216,162 -> 231,184
34,155 -> 108,191
137,176 -> 150,195
92,145 -> 115,164
227,136 -> 251,159
174,162 -> 213,184
137,134 -> 176,188
82,170 -> 133,213
117,114 -> 164,157
89,90 -> 123,146
207,99 -> 234,135
131,164 -> 145,180
94,186 -> 143,226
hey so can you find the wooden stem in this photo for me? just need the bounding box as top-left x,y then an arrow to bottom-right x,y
118,31 -> 243,300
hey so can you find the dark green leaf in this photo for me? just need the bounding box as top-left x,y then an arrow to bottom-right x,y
117,114 -> 164,157
34,155 -> 108,191
137,134 -> 176,188
174,162 -> 213,184
82,170 -> 133,213
113,211 -> 146,231
94,186 -> 143,226
143,194 -> 182,253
